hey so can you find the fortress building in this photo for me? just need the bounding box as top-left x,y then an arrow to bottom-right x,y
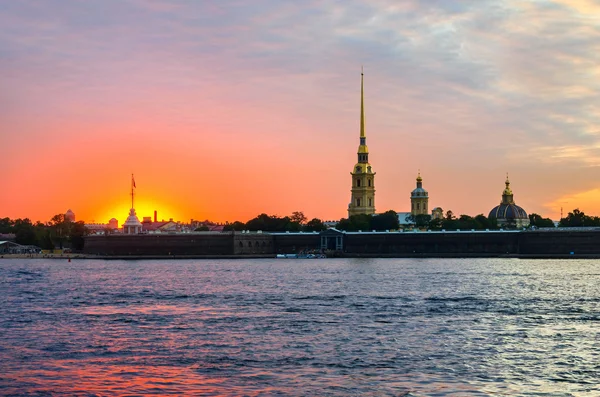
348,70 -> 376,217
410,172 -> 429,217
489,174 -> 530,228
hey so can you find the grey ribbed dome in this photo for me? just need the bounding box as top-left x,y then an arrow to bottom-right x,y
489,203 -> 528,220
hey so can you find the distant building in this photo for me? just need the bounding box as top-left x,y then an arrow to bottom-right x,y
397,212 -> 413,227
123,208 -> 143,234
65,209 -> 75,222
410,172 -> 429,217
348,70 -> 376,217
431,207 -> 444,220
141,218 -> 178,233
85,218 -> 120,235
489,175 -> 530,228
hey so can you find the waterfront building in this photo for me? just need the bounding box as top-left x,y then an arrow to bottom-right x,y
348,69 -> 376,217
489,175 -> 530,228
410,172 -> 429,217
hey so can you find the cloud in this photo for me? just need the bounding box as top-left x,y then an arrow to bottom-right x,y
1,0 -> 599,220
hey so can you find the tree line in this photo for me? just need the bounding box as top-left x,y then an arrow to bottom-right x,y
221,212 -> 327,232
0,214 -> 88,250
216,208 -> 598,233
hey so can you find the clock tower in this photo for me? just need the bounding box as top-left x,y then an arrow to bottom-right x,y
348,69 -> 376,217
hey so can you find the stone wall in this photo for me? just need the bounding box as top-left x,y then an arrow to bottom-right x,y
344,231 -> 521,255
272,233 -> 321,254
83,230 -> 600,257
233,233 -> 274,255
84,233 -> 234,256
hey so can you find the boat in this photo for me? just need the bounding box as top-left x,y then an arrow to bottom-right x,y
276,253 -> 326,259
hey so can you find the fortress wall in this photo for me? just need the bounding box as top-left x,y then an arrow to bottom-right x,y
272,234 -> 321,254
83,230 -> 600,257
233,233 -> 275,255
519,230 -> 600,254
83,233 -> 234,256
344,232 -> 521,254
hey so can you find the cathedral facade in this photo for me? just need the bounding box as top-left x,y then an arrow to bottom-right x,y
348,71 -> 376,217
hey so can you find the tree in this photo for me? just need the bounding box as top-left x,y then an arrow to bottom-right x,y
428,217 -> 443,231
304,218 -> 326,232
529,213 -> 555,228
290,211 -> 307,225
371,210 -> 399,231
69,221 -> 89,250
559,208 -> 600,227
559,208 -> 585,227
0,217 -> 13,233
195,225 -> 210,231
336,214 -> 371,231
223,221 -> 246,231
475,214 -> 497,230
413,214 -> 431,229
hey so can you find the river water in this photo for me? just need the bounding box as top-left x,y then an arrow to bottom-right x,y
0,258 -> 598,396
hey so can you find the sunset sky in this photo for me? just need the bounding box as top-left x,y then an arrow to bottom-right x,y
1,0 -> 599,225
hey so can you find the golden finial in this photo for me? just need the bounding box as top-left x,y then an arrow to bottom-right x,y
417,170 -> 422,182
503,173 -> 512,195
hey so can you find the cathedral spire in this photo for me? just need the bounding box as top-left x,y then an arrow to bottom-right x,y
357,68 -> 369,162
360,66 -> 365,139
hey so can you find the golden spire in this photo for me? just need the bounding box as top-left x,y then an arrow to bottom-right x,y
417,170 -> 422,182
360,66 -> 365,139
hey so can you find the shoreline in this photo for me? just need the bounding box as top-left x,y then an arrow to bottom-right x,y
1,253 -> 599,260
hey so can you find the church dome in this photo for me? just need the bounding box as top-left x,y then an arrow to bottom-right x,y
489,203 -> 528,220
488,174 -> 530,227
411,172 -> 428,197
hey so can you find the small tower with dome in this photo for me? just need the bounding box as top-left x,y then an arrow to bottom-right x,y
488,174 -> 530,228
410,172 -> 429,217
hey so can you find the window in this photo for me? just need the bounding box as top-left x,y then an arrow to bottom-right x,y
357,198 -> 361,206
368,179 -> 371,187
357,179 -> 361,187
368,198 -> 372,206
417,203 -> 420,210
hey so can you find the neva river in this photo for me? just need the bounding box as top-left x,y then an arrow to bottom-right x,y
0,258 -> 598,396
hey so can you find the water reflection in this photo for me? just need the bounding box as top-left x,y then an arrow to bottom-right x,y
0,258 -> 598,396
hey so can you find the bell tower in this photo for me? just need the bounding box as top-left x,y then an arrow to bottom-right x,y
410,171 -> 429,217
348,69 -> 376,217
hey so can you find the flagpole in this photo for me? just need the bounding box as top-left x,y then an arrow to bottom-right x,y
131,173 -> 134,209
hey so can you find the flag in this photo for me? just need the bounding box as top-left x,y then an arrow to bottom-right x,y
132,175 -> 136,188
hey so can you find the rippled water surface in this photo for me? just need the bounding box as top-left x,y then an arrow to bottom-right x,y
1,258 -> 599,396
